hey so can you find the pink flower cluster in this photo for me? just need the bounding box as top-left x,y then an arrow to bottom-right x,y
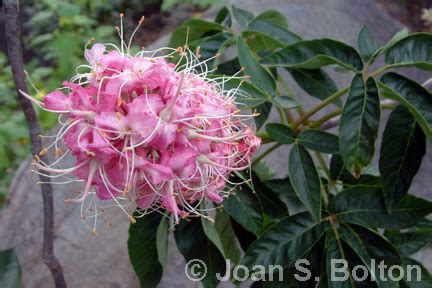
25,34 -> 260,228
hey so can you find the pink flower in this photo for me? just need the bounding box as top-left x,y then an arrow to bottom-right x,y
43,91 -> 70,112
26,19 -> 260,231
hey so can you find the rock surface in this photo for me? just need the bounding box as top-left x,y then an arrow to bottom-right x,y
0,0 -> 430,287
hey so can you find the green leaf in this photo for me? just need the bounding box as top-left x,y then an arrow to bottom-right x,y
272,95 -> 301,109
253,160 -> 276,181
237,35 -> 276,96
214,6 -> 232,27
241,212 -> 328,268
401,258 -> 432,287
255,102 -> 272,130
247,19 -> 301,46
381,28 -> 410,54
128,212 -> 164,288
339,74 -> 380,176
0,249 -> 21,288
261,39 -> 364,71
214,210 -> 242,265
325,230 -> 355,288
215,57 -> 241,75
174,217 -> 226,288
208,74 -> 268,108
340,225 -> 401,288
242,30 -> 285,54
379,106 -> 426,212
249,9 -> 288,28
289,144 -> 322,222
385,33 -> 432,70
169,18 -> 225,48
156,217 -> 169,268
289,68 -> 339,102
253,173 -> 289,221
201,216 -> 226,258
232,5 -> 253,28
387,230 -> 432,257
329,186 -> 432,229
298,129 -> 339,154
379,72 -> 432,139
357,25 -> 380,62
223,177 -> 264,235
190,32 -> 233,68
329,154 -> 357,183
265,123 -> 296,144
264,177 -> 306,215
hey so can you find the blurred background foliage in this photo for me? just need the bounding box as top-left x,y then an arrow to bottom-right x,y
0,0 -> 219,205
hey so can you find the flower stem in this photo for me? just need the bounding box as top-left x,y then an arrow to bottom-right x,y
276,107 -> 286,125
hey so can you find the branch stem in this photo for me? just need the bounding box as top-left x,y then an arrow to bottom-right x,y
4,1 -> 67,287
290,87 -> 349,129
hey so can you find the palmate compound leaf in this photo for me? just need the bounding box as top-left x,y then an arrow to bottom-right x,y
379,105 -> 426,212
245,13 -> 340,104
244,17 -> 339,104
379,72 -> 432,140
328,186 -> 432,229
339,74 -> 380,176
128,212 -> 167,288
241,212 -> 329,269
